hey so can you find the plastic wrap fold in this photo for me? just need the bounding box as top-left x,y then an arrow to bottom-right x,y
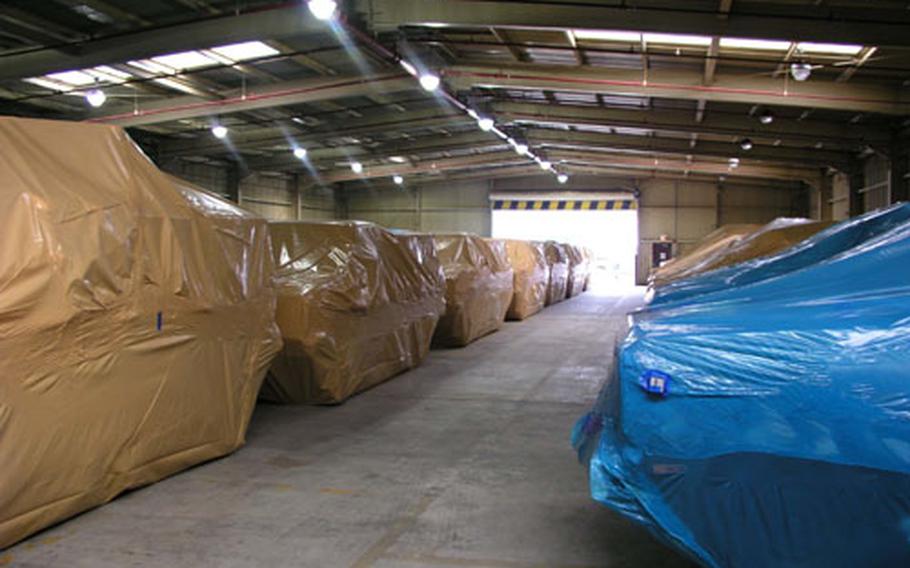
574,206 -> 910,567
565,245 -> 590,298
431,235 -> 513,347
262,221 -> 445,404
502,240 -> 549,320
0,117 -> 282,549
544,241 -> 570,305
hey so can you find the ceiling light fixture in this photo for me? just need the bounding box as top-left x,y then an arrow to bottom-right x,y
389,156 -> 406,163
729,157 -> 740,168
539,160 -> 552,171
418,73 -> 441,92
84,88 -> 106,108
740,138 -> 753,151
514,143 -> 529,156
351,161 -> 363,174
307,0 -> 337,21
790,62 -> 812,82
399,59 -> 418,76
477,117 -> 495,132
293,147 -> 308,159
759,109 -> 774,124
393,175 -> 404,185
211,125 -> 228,139
557,173 -> 569,184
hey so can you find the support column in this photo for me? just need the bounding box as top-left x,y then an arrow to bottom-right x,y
818,170 -> 833,221
848,158 -> 864,217
225,163 -> 240,204
890,135 -> 909,204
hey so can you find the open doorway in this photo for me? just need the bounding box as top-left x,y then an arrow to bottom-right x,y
491,196 -> 638,290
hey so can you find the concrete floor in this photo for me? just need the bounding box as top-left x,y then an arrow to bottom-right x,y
4,291 -> 693,568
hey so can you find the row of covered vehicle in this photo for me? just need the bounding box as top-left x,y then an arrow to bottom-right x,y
0,118 -> 591,549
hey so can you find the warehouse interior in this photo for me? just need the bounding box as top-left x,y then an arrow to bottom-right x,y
2,0 -> 909,566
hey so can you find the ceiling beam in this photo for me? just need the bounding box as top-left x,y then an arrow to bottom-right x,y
527,128 -> 848,168
0,4 -> 326,81
491,101 -> 888,148
157,107 -> 468,156
548,149 -> 815,182
88,73 -> 415,127
320,144 -> 814,184
360,0 -> 910,48
445,62 -> 910,114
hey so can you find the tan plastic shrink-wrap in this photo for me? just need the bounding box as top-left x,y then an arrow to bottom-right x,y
649,224 -> 760,288
502,240 -> 549,320
262,221 -> 445,404
696,219 -> 833,273
544,241 -> 570,305
650,219 -> 832,288
565,245 -> 589,298
0,118 -> 282,549
431,234 -> 513,347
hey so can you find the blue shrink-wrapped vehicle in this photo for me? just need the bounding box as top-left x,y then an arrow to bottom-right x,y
574,206 -> 910,567
648,203 -> 910,308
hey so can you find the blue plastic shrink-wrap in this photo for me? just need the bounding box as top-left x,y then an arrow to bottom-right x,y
648,203 -> 910,308
574,205 -> 910,567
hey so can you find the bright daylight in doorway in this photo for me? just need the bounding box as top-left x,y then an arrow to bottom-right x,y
492,198 -> 639,290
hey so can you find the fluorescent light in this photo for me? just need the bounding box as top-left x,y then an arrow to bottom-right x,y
759,109 -> 774,124
393,175 -> 404,185
797,42 -> 863,55
210,41 -> 279,62
539,160 -> 552,170
477,117 -> 495,131
419,73 -> 441,92
467,109 -> 479,120
643,33 -> 712,46
389,156 -> 407,163
351,161 -> 363,174
514,143 -> 529,156
740,138 -> 753,151
85,89 -> 106,107
557,173 -> 569,184
308,0 -> 337,21
400,59 -> 418,76
720,37 -> 791,51
729,157 -> 740,168
152,51 -> 216,70
211,125 -> 228,139
572,29 -> 641,42
46,70 -> 96,86
293,147 -> 308,159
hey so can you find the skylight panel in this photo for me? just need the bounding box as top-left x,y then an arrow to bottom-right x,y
23,77 -> 73,91
128,59 -> 176,74
85,66 -> 133,83
796,42 -> 863,55
150,50 -> 217,70
45,70 -> 96,86
153,78 -> 201,94
642,33 -> 712,46
572,29 -> 641,43
720,37 -> 791,51
210,41 -> 280,61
